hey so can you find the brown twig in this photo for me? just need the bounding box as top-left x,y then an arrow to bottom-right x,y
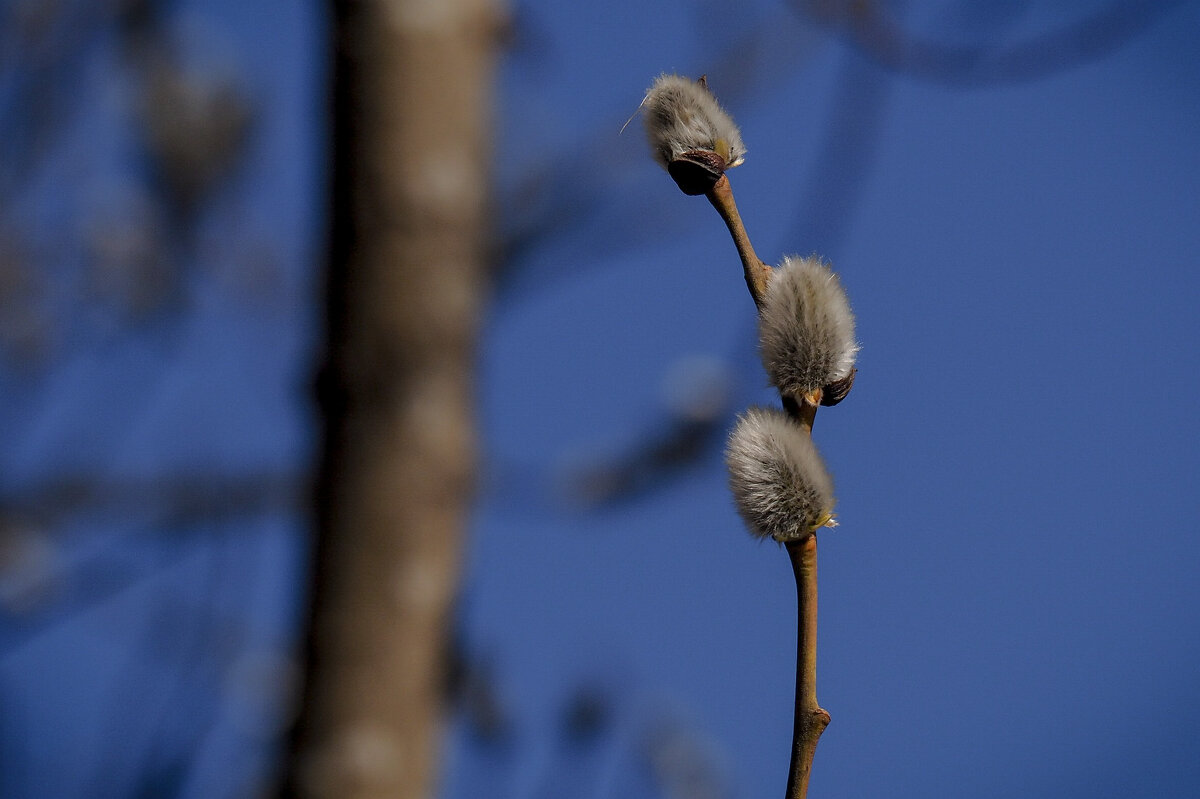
784,535 -> 830,799
706,175 -> 830,797
782,389 -> 822,434
705,175 -> 773,309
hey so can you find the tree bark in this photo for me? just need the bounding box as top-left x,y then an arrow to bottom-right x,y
283,1 -> 502,797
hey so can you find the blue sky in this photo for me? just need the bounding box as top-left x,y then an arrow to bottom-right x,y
2,1 -> 1198,798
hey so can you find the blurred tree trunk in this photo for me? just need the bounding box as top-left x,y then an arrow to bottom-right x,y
283,1 -> 501,797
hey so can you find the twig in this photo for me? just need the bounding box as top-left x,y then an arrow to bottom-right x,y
784,535 -> 830,799
708,174 -> 830,798
705,175 -> 772,309
642,74 -> 847,796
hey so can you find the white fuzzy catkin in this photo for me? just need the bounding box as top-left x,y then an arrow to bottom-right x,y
641,74 -> 746,170
758,255 -> 858,398
726,407 -> 835,542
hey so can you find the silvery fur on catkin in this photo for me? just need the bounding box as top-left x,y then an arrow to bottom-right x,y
642,74 -> 746,169
726,407 -> 834,542
759,255 -> 858,397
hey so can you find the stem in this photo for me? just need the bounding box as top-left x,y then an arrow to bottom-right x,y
784,535 -> 830,799
703,167 -> 832,798
705,175 -> 773,309
782,390 -> 822,434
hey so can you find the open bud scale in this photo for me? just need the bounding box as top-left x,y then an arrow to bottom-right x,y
642,74 -> 746,176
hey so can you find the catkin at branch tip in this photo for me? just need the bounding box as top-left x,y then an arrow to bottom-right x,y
759,256 -> 858,398
726,407 -> 835,543
642,74 -> 746,170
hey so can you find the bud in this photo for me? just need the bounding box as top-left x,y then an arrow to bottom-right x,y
642,74 -> 745,195
725,407 -> 836,542
758,256 -> 858,402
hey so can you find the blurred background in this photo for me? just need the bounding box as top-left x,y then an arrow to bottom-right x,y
2,0 -> 1199,797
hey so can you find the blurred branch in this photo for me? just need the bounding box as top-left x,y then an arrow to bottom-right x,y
643,715 -> 732,799
137,54 -> 255,222
800,0 -> 1188,86
87,525 -> 243,799
0,230 -> 52,364
0,0 -> 106,201
0,0 -> 265,365
282,1 -> 504,797
0,470 -> 304,658
0,470 -> 304,527
786,42 -> 891,256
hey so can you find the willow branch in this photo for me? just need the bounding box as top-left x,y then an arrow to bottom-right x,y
705,175 -> 773,309
705,164 -> 831,799
782,390 -> 822,434
784,535 -> 830,799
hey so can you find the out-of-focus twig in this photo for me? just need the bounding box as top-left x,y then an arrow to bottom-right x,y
799,0 -> 1188,86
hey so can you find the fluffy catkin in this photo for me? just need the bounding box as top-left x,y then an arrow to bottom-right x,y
759,255 -> 858,398
726,407 -> 835,542
642,74 -> 746,170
